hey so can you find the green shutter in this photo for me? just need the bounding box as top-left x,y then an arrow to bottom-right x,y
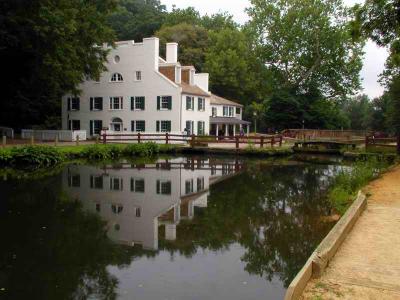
131,121 -> 135,132
99,98 -> 103,110
156,180 -> 160,194
157,96 -> 160,110
168,96 -> 172,110
90,120 -> 93,135
156,121 -> 160,132
131,97 -> 134,110
167,121 -> 171,132
67,98 -> 71,111
142,97 -> 145,110
90,98 -> 93,111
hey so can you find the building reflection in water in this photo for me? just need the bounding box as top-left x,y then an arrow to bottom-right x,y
63,157 -> 243,250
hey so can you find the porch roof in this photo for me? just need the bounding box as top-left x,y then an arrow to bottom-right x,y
210,117 -> 251,125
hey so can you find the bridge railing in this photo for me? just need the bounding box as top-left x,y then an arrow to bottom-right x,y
365,136 -> 398,150
102,133 -> 283,149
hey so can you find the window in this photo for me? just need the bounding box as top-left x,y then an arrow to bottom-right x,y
136,120 -> 145,132
90,175 -> 103,189
109,97 -> 123,110
185,179 -> 194,195
131,96 -> 145,110
198,97 -> 205,111
90,97 -> 103,111
212,107 -> 217,117
186,96 -> 194,110
156,180 -> 171,195
90,120 -> 103,135
111,73 -> 123,82
67,97 -> 80,111
68,120 -> 80,131
111,204 -> 123,214
156,120 -> 171,132
197,177 -> 205,191
134,207 -> 141,217
68,174 -> 80,187
185,120 -> 194,135
197,121 -> 205,135
135,71 -> 142,81
157,96 -> 172,110
223,106 -> 234,117
110,177 -> 123,191
130,178 -> 145,193
236,107 -> 241,115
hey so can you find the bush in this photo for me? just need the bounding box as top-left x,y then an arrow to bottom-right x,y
81,144 -> 123,160
123,143 -> 160,157
328,158 -> 388,214
0,148 -> 12,165
8,146 -> 64,168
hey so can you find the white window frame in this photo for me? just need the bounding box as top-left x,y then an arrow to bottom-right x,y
110,73 -> 123,82
133,96 -> 145,111
198,97 -> 205,111
157,180 -> 172,195
91,97 -> 103,111
160,120 -> 171,132
223,106 -> 234,117
70,97 -> 80,111
161,96 -> 170,110
186,96 -> 194,111
110,177 -> 123,191
135,120 -> 146,132
131,178 -> 145,193
197,177 -> 205,191
212,107 -> 217,117
185,179 -> 194,195
109,97 -> 123,110
135,71 -> 142,81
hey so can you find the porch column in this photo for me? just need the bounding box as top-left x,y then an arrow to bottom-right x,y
247,124 -> 250,136
225,124 -> 229,136
233,124 -> 236,136
216,124 -> 219,136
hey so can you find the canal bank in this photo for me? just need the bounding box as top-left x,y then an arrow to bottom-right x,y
300,164 -> 400,299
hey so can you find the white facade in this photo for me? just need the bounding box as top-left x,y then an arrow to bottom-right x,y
62,38 -> 211,137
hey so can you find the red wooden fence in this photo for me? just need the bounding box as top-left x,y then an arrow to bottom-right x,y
102,133 -> 283,149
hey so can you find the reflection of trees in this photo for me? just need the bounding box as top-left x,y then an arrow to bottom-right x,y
160,164 -> 338,287
0,177 -> 154,300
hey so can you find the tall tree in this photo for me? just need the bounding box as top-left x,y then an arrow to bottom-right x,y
0,0 -> 116,129
156,23 -> 209,71
247,0 -> 364,99
108,0 -> 166,41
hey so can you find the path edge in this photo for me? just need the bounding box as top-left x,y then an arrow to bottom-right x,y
284,190 -> 367,300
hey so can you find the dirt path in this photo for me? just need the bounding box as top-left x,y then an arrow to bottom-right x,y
301,165 -> 400,300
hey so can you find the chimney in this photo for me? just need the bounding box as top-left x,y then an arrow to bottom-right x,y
166,42 -> 178,63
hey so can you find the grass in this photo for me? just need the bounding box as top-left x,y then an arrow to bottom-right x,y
0,143 -> 181,169
328,158 -> 389,214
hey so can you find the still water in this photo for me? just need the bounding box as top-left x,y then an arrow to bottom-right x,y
0,156 -> 343,300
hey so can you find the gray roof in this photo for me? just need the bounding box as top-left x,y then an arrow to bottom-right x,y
210,94 -> 243,107
210,117 -> 251,125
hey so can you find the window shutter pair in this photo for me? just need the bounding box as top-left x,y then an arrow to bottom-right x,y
131,121 -> 135,132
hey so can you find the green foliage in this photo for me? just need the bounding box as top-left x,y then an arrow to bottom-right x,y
156,23 -> 209,71
7,146 -> 65,168
0,148 -> 13,165
108,0 -> 166,41
248,0 -> 363,98
81,144 -> 123,160
328,158 -> 388,214
124,143 -> 160,157
0,0 -> 116,129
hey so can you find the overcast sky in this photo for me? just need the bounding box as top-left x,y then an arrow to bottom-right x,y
162,0 -> 389,99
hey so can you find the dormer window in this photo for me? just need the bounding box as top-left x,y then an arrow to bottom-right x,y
111,73 -> 123,82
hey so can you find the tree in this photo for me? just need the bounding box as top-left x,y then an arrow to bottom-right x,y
247,0 -> 364,99
0,0 -> 116,129
341,94 -> 374,130
163,6 -> 200,27
108,0 -> 166,41
204,28 -> 269,106
156,23 -> 209,71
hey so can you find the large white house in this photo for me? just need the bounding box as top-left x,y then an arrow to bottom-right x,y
62,38 -> 250,138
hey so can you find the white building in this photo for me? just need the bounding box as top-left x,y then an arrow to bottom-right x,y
63,157 -> 243,250
62,38 -> 250,138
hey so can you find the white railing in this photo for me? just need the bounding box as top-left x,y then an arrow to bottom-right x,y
102,130 -> 188,144
21,130 -> 86,141
0,127 -> 14,138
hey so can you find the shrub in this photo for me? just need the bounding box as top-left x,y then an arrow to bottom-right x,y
124,143 -> 160,157
328,158 -> 388,214
81,144 -> 123,160
9,146 -> 64,168
0,148 -> 12,165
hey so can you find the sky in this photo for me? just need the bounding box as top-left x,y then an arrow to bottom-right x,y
162,0 -> 389,99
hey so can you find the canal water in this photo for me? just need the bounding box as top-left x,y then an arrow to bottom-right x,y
0,156 -> 343,300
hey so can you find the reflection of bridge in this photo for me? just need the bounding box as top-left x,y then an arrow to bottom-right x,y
63,157 -> 243,250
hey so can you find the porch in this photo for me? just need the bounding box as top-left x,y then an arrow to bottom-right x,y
209,117 -> 251,137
